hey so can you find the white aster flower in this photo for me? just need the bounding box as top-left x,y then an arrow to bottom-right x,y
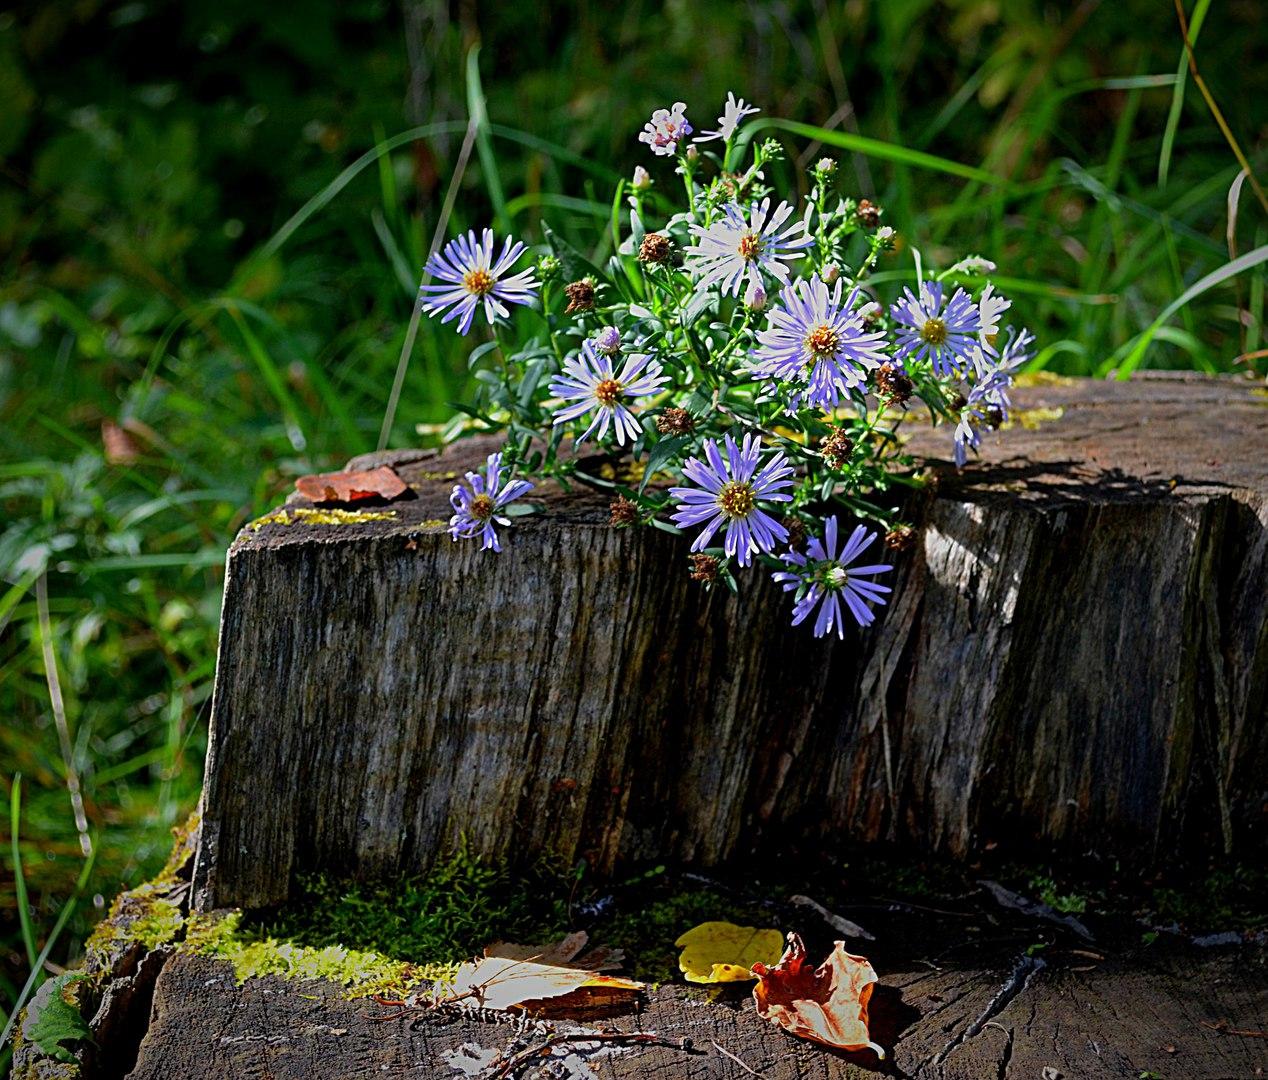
638,102 -> 692,157
693,92 -> 760,144
683,198 -> 814,297
947,254 -> 997,276
548,340 -> 669,445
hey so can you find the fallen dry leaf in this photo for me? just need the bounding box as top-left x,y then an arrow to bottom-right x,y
445,955 -> 643,1014
484,931 -> 625,972
752,932 -> 883,1057
295,466 -> 408,504
675,921 -> 784,983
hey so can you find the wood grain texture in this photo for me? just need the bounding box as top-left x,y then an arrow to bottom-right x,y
193,374 -> 1268,911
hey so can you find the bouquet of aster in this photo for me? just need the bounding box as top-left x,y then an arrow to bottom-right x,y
424,94 -> 1034,639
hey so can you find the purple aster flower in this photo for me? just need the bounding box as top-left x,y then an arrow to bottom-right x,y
638,102 -> 692,156
772,517 -> 892,636
683,199 -> 813,297
891,280 -> 981,377
448,451 -> 534,552
750,274 -> 889,412
670,433 -> 794,567
952,328 -> 1034,466
420,229 -> 539,336
549,340 -> 668,446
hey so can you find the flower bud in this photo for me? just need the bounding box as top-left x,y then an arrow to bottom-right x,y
594,326 -> 622,355
631,165 -> 652,191
744,282 -> 767,311
684,145 -> 699,163
815,157 -> 837,176
821,263 -> 840,285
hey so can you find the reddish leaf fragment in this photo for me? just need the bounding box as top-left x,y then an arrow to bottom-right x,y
102,420 -> 141,465
295,466 -> 408,504
752,932 -> 884,1057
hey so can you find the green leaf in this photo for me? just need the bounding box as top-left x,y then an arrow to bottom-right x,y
542,222 -> 608,286
639,435 -> 690,494
26,973 -> 92,1063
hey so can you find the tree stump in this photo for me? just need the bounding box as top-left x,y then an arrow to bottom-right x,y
192,373 -> 1268,912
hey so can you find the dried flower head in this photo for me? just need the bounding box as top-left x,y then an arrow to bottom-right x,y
875,362 -> 914,406
609,496 -> 640,528
857,199 -> 882,228
820,427 -> 854,470
689,552 -> 720,583
564,279 -> 595,314
784,516 -> 807,551
656,407 -> 696,436
639,233 -> 672,264
884,525 -> 916,552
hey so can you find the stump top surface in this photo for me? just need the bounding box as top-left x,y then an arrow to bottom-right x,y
236,374 -> 1267,552
126,921 -> 1268,1080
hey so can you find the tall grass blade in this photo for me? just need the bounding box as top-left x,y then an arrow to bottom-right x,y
1107,244 -> 1268,376
753,119 -> 1012,188
9,778 -> 37,970
0,845 -> 97,1053
1159,0 -> 1213,187
465,46 -> 508,235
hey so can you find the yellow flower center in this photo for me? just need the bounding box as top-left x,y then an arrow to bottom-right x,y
594,378 -> 623,407
737,233 -> 763,261
718,481 -> 756,519
463,268 -> 495,296
804,323 -> 841,360
920,317 -> 948,346
469,493 -> 495,520
984,331 -> 999,349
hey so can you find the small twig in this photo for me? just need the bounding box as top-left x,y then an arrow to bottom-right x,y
485,1031 -> 694,1079
712,1039 -> 767,1078
1201,1019 -> 1268,1039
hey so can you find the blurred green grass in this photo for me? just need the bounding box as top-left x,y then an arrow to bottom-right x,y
1,0 -> 1266,1047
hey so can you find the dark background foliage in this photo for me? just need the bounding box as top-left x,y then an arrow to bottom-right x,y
1,0 -> 1265,1041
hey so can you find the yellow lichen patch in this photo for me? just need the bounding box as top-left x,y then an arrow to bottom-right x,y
418,519 -> 448,529
416,470 -> 459,482
1015,371 -> 1074,388
248,507 -> 397,531
182,911 -> 451,999
1001,405 -> 1065,431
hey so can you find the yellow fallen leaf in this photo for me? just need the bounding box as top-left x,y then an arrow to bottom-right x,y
675,921 -> 784,983
444,955 -> 644,1013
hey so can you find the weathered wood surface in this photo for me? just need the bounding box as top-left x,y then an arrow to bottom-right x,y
121,903 -> 1268,1080
193,374 -> 1268,911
